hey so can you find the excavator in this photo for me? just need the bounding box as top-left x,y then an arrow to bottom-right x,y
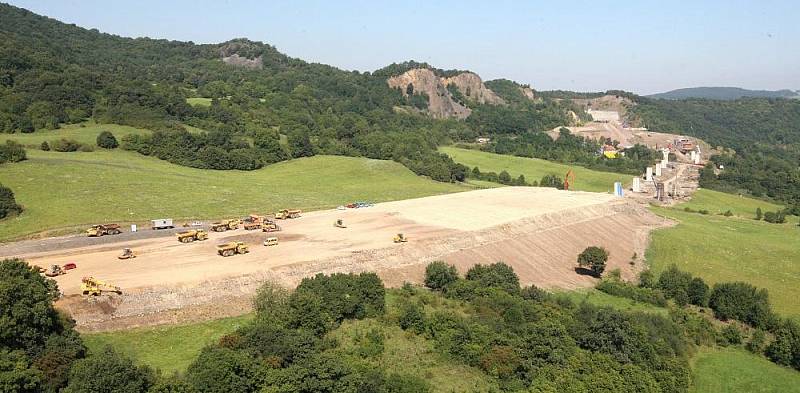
563,170 -> 576,191
393,233 -> 408,243
81,277 -> 122,296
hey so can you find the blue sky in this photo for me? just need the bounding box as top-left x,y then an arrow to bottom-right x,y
9,0 -> 799,94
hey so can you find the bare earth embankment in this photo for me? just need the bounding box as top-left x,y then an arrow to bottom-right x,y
0,187 -> 671,331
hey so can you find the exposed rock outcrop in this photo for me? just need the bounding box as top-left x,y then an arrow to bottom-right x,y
520,86 -> 535,100
387,68 -> 503,119
221,53 -> 263,69
442,72 -> 504,105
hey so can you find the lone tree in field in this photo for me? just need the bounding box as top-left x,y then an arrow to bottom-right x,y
96,130 -> 118,149
755,207 -> 763,220
577,246 -> 608,276
424,261 -> 459,290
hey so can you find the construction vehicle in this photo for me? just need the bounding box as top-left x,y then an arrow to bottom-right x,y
563,170 -> 576,191
118,248 -> 136,260
81,277 -> 122,296
44,265 -> 65,277
210,219 -> 240,232
334,219 -> 347,228
216,241 -> 249,257
86,224 -> 122,237
177,229 -> 208,243
261,222 -> 282,232
264,237 -> 278,246
243,215 -> 269,230
275,209 -> 302,220
393,233 -> 408,243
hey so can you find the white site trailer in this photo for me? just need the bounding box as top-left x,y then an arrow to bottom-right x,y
151,218 -> 174,230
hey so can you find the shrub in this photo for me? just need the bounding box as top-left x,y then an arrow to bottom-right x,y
763,211 -> 786,224
765,319 -> 800,370
596,279 -> 668,307
656,264 -> 692,301
746,329 -> 766,354
0,184 -> 22,219
465,262 -> 520,294
720,324 -> 742,346
424,261 -> 459,290
40,141 -> 50,151
755,207 -> 763,220
186,346 -> 259,393
576,246 -> 608,276
96,131 -> 119,149
723,210 -> 733,217
708,282 -> 774,329
0,140 -> 27,163
397,301 -> 425,333
687,277 -> 709,307
638,270 -> 656,288
540,174 -> 563,189
51,138 -> 83,152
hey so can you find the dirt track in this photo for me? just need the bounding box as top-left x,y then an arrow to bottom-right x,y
0,187 -> 672,331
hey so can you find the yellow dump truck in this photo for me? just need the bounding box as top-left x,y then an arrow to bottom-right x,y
86,224 -> 121,237
177,229 -> 208,243
81,277 -> 122,296
216,241 -> 249,257
393,233 -> 408,243
275,209 -> 302,220
210,219 -> 240,232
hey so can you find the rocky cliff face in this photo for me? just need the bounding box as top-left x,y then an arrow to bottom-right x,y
520,86 -> 535,100
387,68 -> 503,119
441,73 -> 504,105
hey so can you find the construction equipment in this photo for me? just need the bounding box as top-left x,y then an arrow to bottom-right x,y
393,233 -> 408,243
563,170 -> 576,191
334,219 -> 347,228
275,209 -> 302,220
63,263 -> 77,271
177,229 -> 208,243
44,265 -> 65,277
243,215 -> 269,230
81,277 -> 122,296
210,219 -> 240,232
86,224 -> 121,237
118,248 -> 136,260
261,222 -> 282,232
216,241 -> 249,257
263,237 -> 278,246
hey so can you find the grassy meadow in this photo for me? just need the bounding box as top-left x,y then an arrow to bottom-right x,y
0,135 -> 467,240
440,146 -> 627,193
647,193 -> 799,318
1,121 -> 150,147
83,314 -> 253,374
690,347 -> 800,393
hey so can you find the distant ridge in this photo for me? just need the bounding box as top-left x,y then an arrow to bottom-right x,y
648,87 -> 800,100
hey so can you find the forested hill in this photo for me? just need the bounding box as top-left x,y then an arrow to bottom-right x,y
0,3 -> 578,183
648,87 -> 799,100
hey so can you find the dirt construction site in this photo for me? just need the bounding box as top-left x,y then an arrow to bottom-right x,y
0,187 -> 671,331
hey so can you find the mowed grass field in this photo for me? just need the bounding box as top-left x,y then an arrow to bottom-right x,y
690,347 -> 800,393
83,314 -> 253,374
680,188 -> 783,218
648,199 -> 799,318
440,146 -> 626,193
1,121 -> 150,147
0,143 -> 467,241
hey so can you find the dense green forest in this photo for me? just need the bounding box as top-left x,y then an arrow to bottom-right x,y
631,98 -> 800,203
6,257 -> 800,392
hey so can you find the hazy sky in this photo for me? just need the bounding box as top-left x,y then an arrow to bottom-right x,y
9,0 -> 800,94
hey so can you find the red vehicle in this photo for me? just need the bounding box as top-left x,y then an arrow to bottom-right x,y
62,263 -> 77,270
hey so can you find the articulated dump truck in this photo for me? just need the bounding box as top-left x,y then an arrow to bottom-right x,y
176,229 -> 208,243
216,241 -> 249,257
